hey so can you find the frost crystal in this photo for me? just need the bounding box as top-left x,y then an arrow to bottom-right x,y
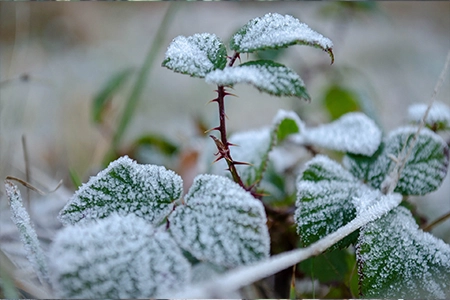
205,60 -> 310,100
294,112 -> 382,156
344,126 -> 449,195
225,109 -> 304,187
169,174 -> 270,267
230,13 -> 333,62
162,33 -> 227,78
59,156 -> 183,225
295,155 -> 365,249
49,213 -> 191,298
5,181 -> 49,284
408,101 -> 450,130
357,206 -> 450,299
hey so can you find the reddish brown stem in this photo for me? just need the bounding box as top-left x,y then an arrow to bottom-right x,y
213,86 -> 246,188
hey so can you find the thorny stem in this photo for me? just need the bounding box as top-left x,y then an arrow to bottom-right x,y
210,51 -> 251,191
381,49 -> 450,194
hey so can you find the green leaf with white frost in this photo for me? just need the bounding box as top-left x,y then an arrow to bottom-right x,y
295,155 -> 366,250
162,33 -> 227,78
5,181 -> 49,284
169,174 -> 270,268
344,126 -> 449,195
59,156 -> 183,225
292,112 -> 382,156
205,60 -> 310,100
49,213 -> 190,298
228,109 -> 304,187
357,206 -> 450,299
408,101 -> 450,131
230,13 -> 334,63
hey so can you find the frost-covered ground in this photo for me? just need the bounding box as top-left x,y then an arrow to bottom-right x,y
0,1 -> 449,269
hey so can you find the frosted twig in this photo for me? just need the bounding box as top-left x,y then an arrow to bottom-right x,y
173,193 -> 402,298
381,50 -> 450,194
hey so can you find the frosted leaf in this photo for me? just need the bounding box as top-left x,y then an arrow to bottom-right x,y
228,109 -> 304,187
162,33 -> 227,78
357,206 -> 450,298
408,101 -> 450,131
294,112 -> 382,156
5,180 -> 49,284
230,13 -> 334,63
344,126 -> 449,195
49,213 -> 191,298
295,155 -> 366,249
169,174 -> 270,267
59,156 -> 183,225
205,60 -> 310,100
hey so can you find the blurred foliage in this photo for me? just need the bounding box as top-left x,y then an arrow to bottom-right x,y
322,85 -> 361,120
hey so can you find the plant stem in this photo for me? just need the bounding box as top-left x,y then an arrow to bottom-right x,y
210,50 -> 247,189
421,210 -> 450,232
214,86 -> 245,188
108,3 -> 178,159
174,193 -> 402,298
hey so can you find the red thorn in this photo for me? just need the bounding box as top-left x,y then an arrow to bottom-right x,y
207,98 -> 219,104
227,142 -> 239,147
204,127 -> 220,134
233,161 -> 253,166
223,92 -> 238,97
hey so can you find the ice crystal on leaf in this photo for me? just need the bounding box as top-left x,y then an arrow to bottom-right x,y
344,126 -> 449,195
227,109 -> 304,187
162,33 -> 227,78
168,174 -> 270,268
294,112 -> 382,156
205,60 -> 310,100
408,101 -> 450,131
295,155 -> 366,249
5,180 -> 49,284
357,206 -> 450,299
59,156 -> 183,225
230,13 -> 334,63
49,213 -> 191,298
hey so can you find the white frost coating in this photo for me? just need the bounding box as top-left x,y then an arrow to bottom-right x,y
163,33 -> 225,77
273,109 -> 306,134
295,155 -> 365,248
357,206 -> 450,298
49,213 -> 191,298
5,181 -> 49,284
344,125 -> 449,195
171,187 -> 401,298
229,126 -> 271,184
169,174 -> 270,267
59,156 -> 183,226
205,62 -> 307,98
294,112 -> 382,156
408,101 -> 450,128
231,13 -> 333,53
225,109 -> 304,186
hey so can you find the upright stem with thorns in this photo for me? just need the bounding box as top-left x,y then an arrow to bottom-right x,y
209,51 -> 247,189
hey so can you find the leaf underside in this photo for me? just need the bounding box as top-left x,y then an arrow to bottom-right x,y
357,206 -> 450,299
169,174 -> 270,268
59,156 -> 183,226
